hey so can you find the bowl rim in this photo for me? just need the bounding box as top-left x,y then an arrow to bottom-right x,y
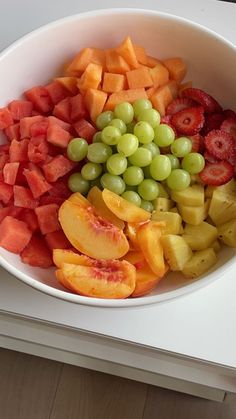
0,7 -> 235,308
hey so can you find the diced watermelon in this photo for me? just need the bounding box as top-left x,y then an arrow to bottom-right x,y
0,107 -> 13,130
42,155 -> 75,182
48,116 -> 71,132
8,206 -> 23,218
0,152 -> 9,170
30,119 -> 48,137
25,86 -> 53,114
0,207 -> 11,223
31,110 -> 43,116
19,209 -> 39,232
20,234 -> 53,267
73,119 -> 96,143
45,230 -> 71,250
0,216 -> 32,254
28,136 -> 49,163
48,179 -> 70,199
8,100 -> 33,121
39,195 -> 65,206
0,182 -> 13,204
9,139 -> 29,162
3,162 -> 19,185
45,81 -> 70,105
70,94 -> 87,121
47,124 -> 72,148
35,203 -> 60,234
53,97 -> 71,122
20,115 -> 44,138
14,185 -> 38,209
23,169 -> 52,198
5,123 -> 20,141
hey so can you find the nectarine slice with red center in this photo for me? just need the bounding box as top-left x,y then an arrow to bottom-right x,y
124,222 -> 143,250
56,269 -> 75,291
102,189 -> 151,223
87,186 -> 124,230
53,249 -> 91,268
60,259 -> 136,299
68,192 -> 90,207
123,251 -> 161,297
137,221 -> 166,277
58,199 -> 129,259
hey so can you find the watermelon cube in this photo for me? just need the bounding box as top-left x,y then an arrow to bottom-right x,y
48,179 -> 70,199
20,115 -> 44,138
24,168 -> 52,198
0,152 -> 9,170
0,107 -> 13,130
39,195 -> 65,206
19,209 -> 39,232
53,97 -> 71,123
28,136 -> 49,163
5,123 -> 20,141
45,81 -> 70,105
3,162 -> 19,185
35,203 -> 60,234
14,185 -> 38,209
30,119 -> 48,137
8,100 -> 33,121
9,139 -> 29,162
0,216 -> 32,254
47,124 -> 72,148
48,116 -> 71,132
0,207 -> 11,223
24,86 -> 53,114
45,230 -> 71,250
70,93 -> 87,121
73,118 -> 96,143
0,182 -> 13,204
20,234 -> 53,267
42,155 -> 75,182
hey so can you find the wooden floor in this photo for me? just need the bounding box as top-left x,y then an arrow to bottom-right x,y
0,348 -> 236,419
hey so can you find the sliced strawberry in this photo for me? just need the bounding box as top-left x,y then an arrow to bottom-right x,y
166,98 -> 196,115
182,88 -> 222,114
199,161 -> 234,186
201,112 -> 225,136
161,115 -> 172,125
170,107 -> 205,135
204,129 -> 234,160
188,134 -> 204,153
220,118 -> 236,141
204,150 -> 219,164
223,109 -> 236,119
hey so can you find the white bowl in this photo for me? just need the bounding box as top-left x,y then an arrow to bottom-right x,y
0,9 -> 236,308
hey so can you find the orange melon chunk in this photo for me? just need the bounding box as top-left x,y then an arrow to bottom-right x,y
102,72 -> 125,93
163,57 -> 187,83
116,36 -> 139,69
149,63 -> 169,88
105,50 -> 130,74
126,67 -> 153,89
104,88 -> 148,111
85,88 -> 107,123
133,44 -> 148,65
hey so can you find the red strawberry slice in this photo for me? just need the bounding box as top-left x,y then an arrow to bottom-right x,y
204,129 -> 234,160
220,118 -> 236,141
188,134 -> 204,153
182,88 -> 222,114
166,98 -> 196,115
199,161 -> 234,185
201,112 -> 225,136
170,106 -> 205,135
204,150 -> 219,164
161,115 -> 172,124
223,109 -> 236,119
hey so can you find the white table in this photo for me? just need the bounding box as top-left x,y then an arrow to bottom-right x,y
1,0 -> 236,402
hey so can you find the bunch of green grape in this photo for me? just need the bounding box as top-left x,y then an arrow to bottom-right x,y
67,99 -> 205,212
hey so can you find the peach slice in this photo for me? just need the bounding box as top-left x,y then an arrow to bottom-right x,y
102,189 -> 151,223
123,251 -> 161,297
87,186 -> 124,230
53,249 -> 91,268
68,192 -> 90,207
60,259 -> 136,299
137,221 -> 166,277
58,199 -> 129,259
124,222 -> 142,250
55,269 -> 74,291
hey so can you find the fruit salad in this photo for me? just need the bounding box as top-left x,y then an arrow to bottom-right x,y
0,36 -> 236,299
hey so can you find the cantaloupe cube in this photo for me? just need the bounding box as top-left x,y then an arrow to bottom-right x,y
102,73 -> 125,93
116,36 -> 139,69
163,57 -> 187,83
126,67 -> 153,89
134,44 -> 148,65
105,50 -> 130,74
149,63 -> 169,88
85,88 -> 107,123
104,88 -> 147,111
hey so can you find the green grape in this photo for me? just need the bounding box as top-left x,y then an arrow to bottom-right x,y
114,102 -> 134,124
96,111 -> 113,130
140,200 -> 154,212
171,137 -> 192,157
106,154 -> 127,176
87,143 -> 112,163
81,162 -> 102,180
125,185 -> 138,192
126,121 -> 136,133
93,131 -> 102,143
128,147 -> 152,167
154,124 -> 175,147
133,98 -> 152,118
138,179 -> 159,201
67,138 -> 88,162
68,173 -> 90,194
166,154 -> 180,170
143,165 -> 151,178
143,142 -> 160,157
134,121 -> 154,144
167,169 -> 191,191
101,126 -> 121,145
117,134 -> 139,157
123,166 -> 144,186
137,108 -> 161,128
121,191 -> 141,207
101,173 -> 125,195
90,177 -> 102,189
150,155 -> 172,181
182,152 -> 205,174
109,118 -> 127,135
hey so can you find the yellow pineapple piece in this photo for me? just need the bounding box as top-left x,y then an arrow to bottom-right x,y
209,189 -> 236,225
171,184 -> 204,207
158,183 -> 170,198
218,178 -> 236,194
218,219 -> 236,247
161,234 -> 192,271
170,207 -> 179,214
152,197 -> 174,212
212,240 -> 221,253
151,211 -> 182,234
205,185 -> 215,199
178,200 -> 210,225
182,221 -> 218,250
182,248 -> 217,278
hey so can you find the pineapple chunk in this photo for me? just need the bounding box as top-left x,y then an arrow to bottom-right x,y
158,183 -> 169,198
182,248 -> 217,278
182,221 -> 218,250
178,200 -> 210,225
170,207 -> 179,214
151,211 -> 182,234
152,197 -> 173,212
218,219 -> 236,247
190,174 -> 202,184
209,189 -> 236,225
218,178 -> 236,194
212,239 -> 221,253
205,185 -> 215,199
171,184 -> 204,207
161,234 -> 192,271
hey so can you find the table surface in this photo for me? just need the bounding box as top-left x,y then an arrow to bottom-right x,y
1,0 -> 236,369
